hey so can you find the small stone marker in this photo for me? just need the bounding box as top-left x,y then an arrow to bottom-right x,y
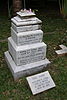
27,71 -> 56,95
59,45 -> 67,50
55,44 -> 67,56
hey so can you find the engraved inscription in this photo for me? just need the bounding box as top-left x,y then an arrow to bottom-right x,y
27,71 -> 56,95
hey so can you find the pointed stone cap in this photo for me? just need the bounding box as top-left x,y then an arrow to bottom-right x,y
17,9 -> 36,18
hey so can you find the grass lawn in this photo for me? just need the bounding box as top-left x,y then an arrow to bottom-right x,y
0,10 -> 67,100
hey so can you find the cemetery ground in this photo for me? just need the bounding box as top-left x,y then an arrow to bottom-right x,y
0,11 -> 67,100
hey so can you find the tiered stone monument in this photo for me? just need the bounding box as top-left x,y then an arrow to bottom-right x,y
5,10 -> 50,80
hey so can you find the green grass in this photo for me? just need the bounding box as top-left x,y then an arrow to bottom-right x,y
0,16 -> 10,40
0,11 -> 67,100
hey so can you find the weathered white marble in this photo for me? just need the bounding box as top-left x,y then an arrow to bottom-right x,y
11,23 -> 41,33
55,44 -> 67,56
27,71 -> 56,95
55,49 -> 67,55
4,10 -> 51,81
17,10 -> 35,17
59,45 -> 67,50
4,51 -> 50,80
11,17 -> 42,26
14,16 -> 38,22
8,37 -> 47,66
11,28 -> 43,46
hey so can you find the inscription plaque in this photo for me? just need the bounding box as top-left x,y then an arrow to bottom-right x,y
27,71 -> 56,95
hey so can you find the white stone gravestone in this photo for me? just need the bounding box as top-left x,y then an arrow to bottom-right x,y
27,71 -> 56,95
55,44 -> 67,56
4,10 -> 50,80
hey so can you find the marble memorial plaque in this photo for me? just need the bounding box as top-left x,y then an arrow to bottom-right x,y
27,71 -> 56,95
11,28 -> 43,46
55,44 -> 67,56
55,49 -> 67,55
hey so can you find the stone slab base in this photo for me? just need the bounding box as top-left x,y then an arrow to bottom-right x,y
4,51 -> 50,80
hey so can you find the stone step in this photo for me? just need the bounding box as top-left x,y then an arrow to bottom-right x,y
11,17 -> 42,26
8,37 -> 47,66
11,23 -> 41,33
5,51 -> 50,80
13,16 -> 38,22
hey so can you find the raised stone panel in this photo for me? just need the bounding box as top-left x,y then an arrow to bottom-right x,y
11,23 -> 41,33
11,28 -> 43,46
8,37 -> 47,66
